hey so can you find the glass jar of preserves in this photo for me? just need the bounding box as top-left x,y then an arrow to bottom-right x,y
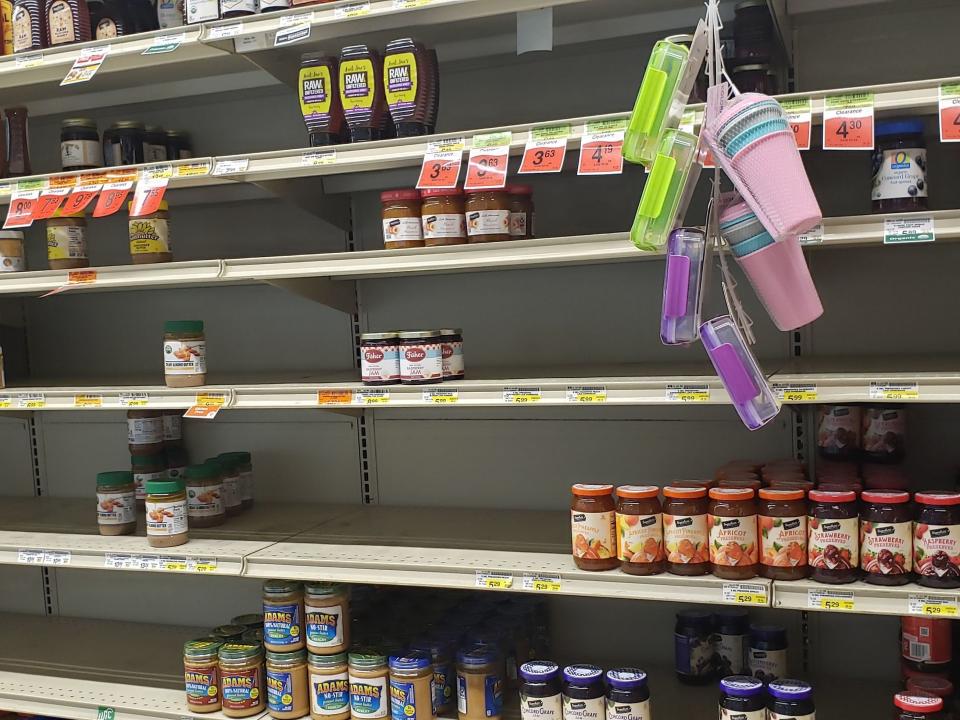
0,231 -> 25,273
861,490 -> 913,585
164,320 -> 206,387
305,582 -> 351,655
906,678 -> 956,720
758,488 -> 808,580
45,0 -> 92,46
128,201 -> 172,264
309,652 -> 350,720
807,490 -> 859,584
220,643 -> 266,719
132,452 -> 167,508
263,580 -> 306,652
506,185 -> 534,240
465,189 -> 510,243
96,470 -> 136,536
561,665 -> 603,720
817,405 -> 861,461
184,639 -> 224,713
674,610 -> 713,684
915,491 -> 960,588
767,680 -> 814,720
615,485 -> 665,575
410,637 -> 454,716
519,661 -> 560,720
12,0 -> 44,52
381,189 -> 423,249
220,451 -> 254,510
663,486 -> 710,575
360,332 -> 400,386
895,692 -> 945,720
389,653 -> 434,720
266,649 -> 309,720
143,124 -> 168,162
103,121 -> 146,166
185,462 -> 225,528
219,0 -> 255,18
719,676 -> 765,720
421,188 -> 466,246
163,408 -> 183,447
861,405 -> 906,464
708,488 -> 759,579
439,329 -> 465,380
145,478 -> 188,548
46,210 -> 88,270
748,624 -> 787,683
127,409 -> 164,455
398,330 -> 442,385
61,118 -> 101,171
873,119 -> 927,214
714,609 -> 749,677
212,455 -> 242,517
348,651 -> 389,720
570,483 -> 618,571
166,129 -> 193,160
458,646 -> 503,720
604,669 -> 649,720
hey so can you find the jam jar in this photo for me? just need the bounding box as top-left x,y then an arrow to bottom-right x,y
420,188 -> 466,246
381,189 -> 423,249
507,184 -> 534,239
518,661 -> 561,720
808,490 -> 860,584
708,487 -> 759,580
719,676 -> 765,720
767,680 -> 814,720
604,669 -> 649,720
758,488 -> 808,580
714,609 -> 749,677
674,610 -> 713,684
817,405 -> 861,461
861,405 -> 906,464
861,490 -> 913,585
103,121 -> 145,166
398,330 -> 442,385
663,486 -> 709,575
748,624 -> 787,684
439,329 -> 465,380
614,485 -> 664,575
570,484 -> 618,571
872,119 -> 927,214
360,332 -> 400,386
61,118 -> 101,171
464,189 -> 510,243
915,492 -> 960,588
561,665 -> 604,720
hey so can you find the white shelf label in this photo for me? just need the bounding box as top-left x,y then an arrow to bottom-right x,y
503,386 -> 542,404
18,549 -> 70,565
301,150 -> 336,166
722,582 -> 768,606
354,389 -> 390,405
207,23 -> 244,39
521,573 -> 562,592
334,1 -> 370,17
884,216 -> 935,245
772,384 -> 817,402
160,556 -> 188,571
666,384 -> 710,402
908,594 -> 959,617
808,588 -> 856,611
14,52 -> 43,68
423,389 -> 459,404
212,158 -> 249,176
119,392 -> 149,407
566,386 -> 607,403
44,551 -> 71,565
799,223 -> 824,246
476,570 -> 514,589
869,381 -> 919,400
17,549 -> 45,564
142,33 -> 186,55
17,393 -> 45,409
275,22 -> 311,47
104,554 -> 140,569
393,0 -> 432,7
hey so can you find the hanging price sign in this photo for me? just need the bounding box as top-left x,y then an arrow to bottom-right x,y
130,164 -> 172,217
416,137 -> 464,189
779,97 -> 812,150
578,119 -> 627,175
823,93 -> 874,150
519,124 -> 570,174
464,132 -> 512,190
32,186 -> 72,219
61,45 -> 110,86
92,181 -> 134,217
3,189 -> 40,228
62,174 -> 105,214
939,84 -> 960,142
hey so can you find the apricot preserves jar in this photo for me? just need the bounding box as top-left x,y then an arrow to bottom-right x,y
381,189 -> 423,249
861,490 -> 913,585
570,484 -> 618,570
915,491 -> 960,588
464,189 -> 510,243
808,490 -> 859,584
662,486 -> 709,575
708,488 -> 759,580
758,488 -> 808,580
615,485 -> 664,575
421,188 -> 466,246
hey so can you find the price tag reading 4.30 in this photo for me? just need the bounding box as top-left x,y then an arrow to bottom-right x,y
578,119 -> 627,175
417,137 -> 465,189
464,132 -> 512,190
823,93 -> 875,150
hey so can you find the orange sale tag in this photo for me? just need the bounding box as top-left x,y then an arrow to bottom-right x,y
318,390 -> 352,405
779,98 -> 812,151
417,137 -> 464,189
578,119 -> 627,175
183,405 -> 221,419
92,181 -> 133,217
519,124 -> 569,174
68,270 -> 97,285
32,188 -> 71,220
939,84 -> 960,142
130,183 -> 168,217
62,188 -> 100,215
464,132 -> 512,190
823,93 -> 874,150
3,190 -> 40,228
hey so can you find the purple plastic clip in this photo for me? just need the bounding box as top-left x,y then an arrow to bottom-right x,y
700,315 -> 779,430
660,227 -> 706,345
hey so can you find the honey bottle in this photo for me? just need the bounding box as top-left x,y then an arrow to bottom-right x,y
44,0 -> 90,47
11,0 -> 44,53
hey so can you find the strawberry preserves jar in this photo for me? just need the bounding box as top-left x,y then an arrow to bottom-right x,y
861,490 -> 913,586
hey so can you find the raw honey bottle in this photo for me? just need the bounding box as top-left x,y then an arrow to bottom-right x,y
45,0 -> 89,46
11,0 -> 44,53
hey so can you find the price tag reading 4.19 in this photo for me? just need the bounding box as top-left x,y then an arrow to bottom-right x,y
823,93 -> 875,150
417,137 -> 465,189
464,132 -> 512,190
519,124 -> 570,174
578,119 -> 627,175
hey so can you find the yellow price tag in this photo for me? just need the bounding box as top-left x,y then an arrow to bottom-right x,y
476,571 -> 514,589
193,562 -> 217,573
355,390 -> 390,405
923,603 -> 958,617
735,592 -> 767,605
784,391 -> 817,401
532,580 -> 561,592
820,598 -> 855,611
0,396 -> 11,408
504,387 -> 542,404
162,560 -> 187,571
174,161 -> 212,177
74,394 -> 103,408
423,390 -> 459,404
195,393 -> 227,407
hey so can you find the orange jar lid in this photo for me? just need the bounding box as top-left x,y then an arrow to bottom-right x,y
759,488 -> 805,501
663,486 -> 707,499
616,485 -> 659,499
572,483 -> 614,497
709,487 -> 755,501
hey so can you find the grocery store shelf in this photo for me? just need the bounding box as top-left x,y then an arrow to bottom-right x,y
772,578 -> 960,618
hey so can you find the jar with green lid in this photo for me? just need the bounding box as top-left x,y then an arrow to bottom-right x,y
267,649 -> 310,719
243,627 -> 265,646
145,478 -> 188,548
349,651 -> 389,720
264,580 -> 306,652
184,638 -> 224,713
212,455 -> 242,516
220,451 -> 254,509
212,625 -> 248,643
164,320 -> 206,388
309,652 -> 350,720
61,118 -> 101,171
233,614 -> 264,630
219,643 -> 265,718
132,452 -> 167,508
96,470 -> 136,536
305,582 -> 351,655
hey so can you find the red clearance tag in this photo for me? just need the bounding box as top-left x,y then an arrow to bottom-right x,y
577,119 -> 627,175
62,188 -> 100,214
92,181 -> 133,217
464,132 -> 511,190
939,84 -> 960,142
183,405 -> 221,419
32,188 -> 72,219
518,124 -> 569,174
416,138 -> 464,189
130,165 -> 172,217
3,190 -> 40,228
68,270 -> 97,285
823,93 -> 874,150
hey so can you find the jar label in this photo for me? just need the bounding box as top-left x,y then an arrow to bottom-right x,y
362,343 -> 401,383
158,0 -> 184,28
185,665 -> 219,707
350,675 -> 388,718
715,632 -> 747,676
186,0 -> 219,23
97,489 -> 135,525
301,65 -> 333,127
240,469 -> 254,502
509,211 -> 528,237
400,342 -> 443,382
616,511 -> 664,564
61,140 -> 102,169
390,679 -> 418,720
134,470 -> 165,501
720,709 -> 764,720
383,217 -> 423,245
520,691 -> 561,720
162,413 -> 182,441
96,17 -> 117,39
311,670 -> 350,716
260,0 -> 290,6
816,405 -> 860,458
145,498 -> 187,536
163,339 -> 206,376
46,225 -> 87,260
862,407 -> 905,459
306,601 -> 343,647
760,515 -> 807,567
168,464 -> 186,480
663,513 -> 709,565
769,714 -> 813,720
747,647 -> 786,683
341,59 -> 376,118
916,523 -> 960,579
129,218 -> 171,255
423,213 -> 466,240
385,52 -> 418,113
221,0 -> 257,12
441,341 -> 464,378
872,148 -> 927,200
267,668 -> 296,713
561,694 -> 603,720
466,209 -> 510,237
434,663 -> 453,710
808,516 -> 858,570
605,698 -> 650,720
264,601 -> 302,647
674,632 -> 713,678
187,481 -> 224,517
902,616 -> 952,663
0,254 -> 24,272
862,519 -> 912,574
571,510 -> 616,562
47,0 -> 76,44
12,5 -> 32,52
222,666 -> 262,710
222,475 -> 240,509
128,417 -> 163,445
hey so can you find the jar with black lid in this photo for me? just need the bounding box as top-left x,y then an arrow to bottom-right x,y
767,680 -> 814,720
518,661 -> 561,720
719,676 -> 764,720
861,490 -> 913,586
872,119 -> 927,213
713,609 -> 749,677
915,492 -> 960,588
561,665 -> 604,720
103,121 -> 145,167
439,328 -> 465,380
398,330 -> 442,385
733,0 -> 774,62
605,669 -> 650,720
61,118 -> 101,171
166,130 -> 193,160
808,490 -> 860,584
675,610 -> 713,684
360,332 -> 400,386
143,125 -> 168,163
